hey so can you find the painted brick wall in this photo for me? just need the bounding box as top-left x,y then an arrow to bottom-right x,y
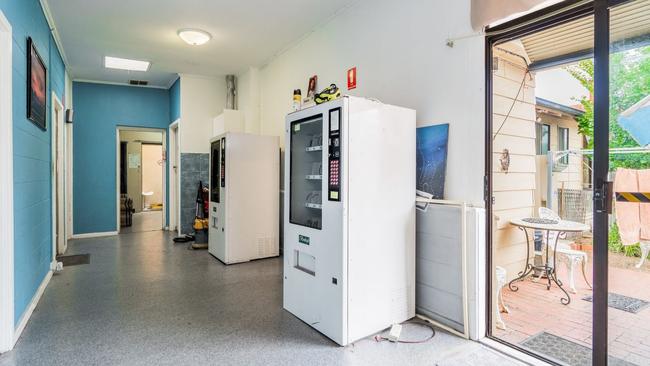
72,82 -> 170,234
0,0 -> 66,325
169,77 -> 180,123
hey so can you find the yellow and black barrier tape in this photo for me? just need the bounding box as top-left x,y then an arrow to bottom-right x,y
616,192 -> 650,203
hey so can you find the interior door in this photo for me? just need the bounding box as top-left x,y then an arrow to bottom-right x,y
126,141 -> 143,213
65,122 -> 73,241
170,125 -> 179,232
54,105 -> 66,255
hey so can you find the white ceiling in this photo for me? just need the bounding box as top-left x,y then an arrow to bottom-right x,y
46,0 -> 351,87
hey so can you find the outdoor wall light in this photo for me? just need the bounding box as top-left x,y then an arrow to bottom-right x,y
178,29 -> 212,46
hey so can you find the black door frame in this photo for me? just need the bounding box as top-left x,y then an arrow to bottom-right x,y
484,0 -> 630,364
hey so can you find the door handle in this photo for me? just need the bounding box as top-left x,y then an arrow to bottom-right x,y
594,180 -> 613,214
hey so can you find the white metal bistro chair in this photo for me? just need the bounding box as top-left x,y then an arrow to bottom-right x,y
538,207 -> 592,294
495,266 -> 509,330
637,242 -> 650,268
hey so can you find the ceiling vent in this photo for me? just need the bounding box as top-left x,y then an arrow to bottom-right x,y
129,79 -> 149,86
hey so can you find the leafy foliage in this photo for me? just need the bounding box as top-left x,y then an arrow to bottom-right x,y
608,222 -> 641,257
565,46 -> 650,169
568,47 -> 650,253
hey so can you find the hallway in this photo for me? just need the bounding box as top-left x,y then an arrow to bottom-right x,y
0,232 -> 518,366
120,211 -> 164,234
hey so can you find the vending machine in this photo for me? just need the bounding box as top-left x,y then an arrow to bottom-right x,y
283,96 -> 416,345
209,133 -> 280,264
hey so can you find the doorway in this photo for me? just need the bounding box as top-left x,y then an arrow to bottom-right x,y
52,93 -> 66,256
116,128 -> 166,234
169,120 -> 179,234
486,1 -> 650,364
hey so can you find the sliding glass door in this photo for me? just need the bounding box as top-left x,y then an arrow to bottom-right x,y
606,1 -> 650,364
486,1 -> 650,364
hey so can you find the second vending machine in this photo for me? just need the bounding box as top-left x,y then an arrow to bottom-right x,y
209,132 -> 280,264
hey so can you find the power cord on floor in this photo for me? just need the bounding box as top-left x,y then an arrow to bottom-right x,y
374,318 -> 436,344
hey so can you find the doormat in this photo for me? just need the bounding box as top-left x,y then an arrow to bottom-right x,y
56,254 -> 90,267
582,293 -> 649,314
521,332 -> 634,366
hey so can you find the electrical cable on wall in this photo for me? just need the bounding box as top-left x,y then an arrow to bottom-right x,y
492,66 -> 530,141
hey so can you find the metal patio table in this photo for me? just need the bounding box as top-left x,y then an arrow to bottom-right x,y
508,218 -> 590,305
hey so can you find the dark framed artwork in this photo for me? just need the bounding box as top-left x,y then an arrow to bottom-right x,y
307,75 -> 317,99
26,37 -> 47,130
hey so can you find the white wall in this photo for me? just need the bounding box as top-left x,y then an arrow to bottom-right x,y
240,0 -> 485,205
179,74 -> 227,153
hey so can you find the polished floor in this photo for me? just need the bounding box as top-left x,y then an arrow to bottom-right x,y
0,231 -> 523,366
120,210 -> 163,234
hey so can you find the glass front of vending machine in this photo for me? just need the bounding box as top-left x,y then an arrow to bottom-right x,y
289,115 -> 324,230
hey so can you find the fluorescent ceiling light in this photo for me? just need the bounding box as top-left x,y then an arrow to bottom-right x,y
178,29 -> 212,46
104,56 -> 150,72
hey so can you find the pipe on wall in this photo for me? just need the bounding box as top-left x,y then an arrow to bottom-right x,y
226,75 -> 236,110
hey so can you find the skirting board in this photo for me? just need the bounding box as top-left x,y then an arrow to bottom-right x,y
71,231 -> 118,239
13,266 -> 53,348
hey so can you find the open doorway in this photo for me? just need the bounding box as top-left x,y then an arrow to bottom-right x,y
169,120 -> 179,234
52,92 -> 66,256
117,128 -> 166,234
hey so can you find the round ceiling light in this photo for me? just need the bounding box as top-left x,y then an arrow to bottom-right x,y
178,29 -> 212,46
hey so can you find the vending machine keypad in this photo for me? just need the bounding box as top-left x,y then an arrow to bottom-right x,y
328,108 -> 341,201
220,137 -> 226,188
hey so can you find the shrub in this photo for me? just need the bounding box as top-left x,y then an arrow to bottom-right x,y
608,222 -> 642,257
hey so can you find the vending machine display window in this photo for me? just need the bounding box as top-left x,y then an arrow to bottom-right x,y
210,139 -> 220,203
289,115 -> 323,230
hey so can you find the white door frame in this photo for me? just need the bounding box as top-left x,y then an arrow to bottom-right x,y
169,119 -> 180,234
51,92 -> 65,257
0,9 -> 14,353
64,72 -> 73,239
116,126 -> 167,232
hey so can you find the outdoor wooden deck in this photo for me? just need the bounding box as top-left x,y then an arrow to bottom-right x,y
494,254 -> 650,365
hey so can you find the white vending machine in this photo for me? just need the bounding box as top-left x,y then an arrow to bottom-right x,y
209,132 -> 280,264
283,96 -> 416,346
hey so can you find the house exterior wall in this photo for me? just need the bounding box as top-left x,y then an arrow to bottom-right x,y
492,42 -> 538,282
534,112 -> 586,213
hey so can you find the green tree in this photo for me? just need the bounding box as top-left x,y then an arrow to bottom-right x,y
566,46 -> 650,169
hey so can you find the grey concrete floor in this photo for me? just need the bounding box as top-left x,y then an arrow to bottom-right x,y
120,210 -> 164,234
0,231 -> 524,366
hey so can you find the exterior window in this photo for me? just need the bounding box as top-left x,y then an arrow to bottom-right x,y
558,127 -> 569,164
536,123 -> 550,155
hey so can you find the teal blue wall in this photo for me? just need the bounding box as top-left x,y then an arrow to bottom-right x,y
169,77 -> 180,123
0,0 -> 67,325
72,82 -> 170,234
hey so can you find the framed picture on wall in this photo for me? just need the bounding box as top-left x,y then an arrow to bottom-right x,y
27,37 -> 47,130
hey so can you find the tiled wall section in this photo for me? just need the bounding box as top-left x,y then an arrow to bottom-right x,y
180,153 -> 209,234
